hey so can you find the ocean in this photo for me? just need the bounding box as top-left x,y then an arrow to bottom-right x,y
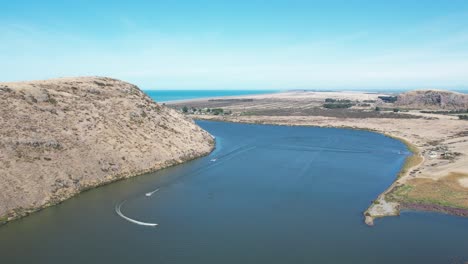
143,90 -> 278,102
143,89 -> 468,103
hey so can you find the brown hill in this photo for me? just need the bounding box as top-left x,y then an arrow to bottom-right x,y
395,90 -> 468,110
0,77 -> 214,223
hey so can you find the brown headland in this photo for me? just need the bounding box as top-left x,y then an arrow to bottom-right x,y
0,77 -> 214,224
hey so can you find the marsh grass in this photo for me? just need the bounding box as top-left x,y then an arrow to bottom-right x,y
388,173 -> 468,209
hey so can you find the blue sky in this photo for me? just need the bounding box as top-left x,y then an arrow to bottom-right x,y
1,0 -> 468,90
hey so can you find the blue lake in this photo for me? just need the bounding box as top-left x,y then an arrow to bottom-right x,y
0,121 -> 467,263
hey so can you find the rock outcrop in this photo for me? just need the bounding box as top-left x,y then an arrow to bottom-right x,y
395,90 -> 468,110
0,77 -> 214,223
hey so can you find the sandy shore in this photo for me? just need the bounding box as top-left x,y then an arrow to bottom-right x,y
168,91 -> 468,225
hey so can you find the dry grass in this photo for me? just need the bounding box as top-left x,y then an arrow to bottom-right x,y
398,154 -> 424,178
388,173 -> 468,209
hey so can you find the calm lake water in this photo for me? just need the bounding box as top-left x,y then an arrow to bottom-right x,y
1,121 -> 467,263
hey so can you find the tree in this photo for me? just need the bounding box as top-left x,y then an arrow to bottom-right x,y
378,96 -> 397,103
212,108 -> 224,115
182,106 -> 188,113
375,107 -> 381,111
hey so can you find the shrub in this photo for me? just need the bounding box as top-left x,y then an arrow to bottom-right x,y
323,103 -> 353,109
48,98 -> 58,105
378,96 -> 397,103
211,108 -> 224,115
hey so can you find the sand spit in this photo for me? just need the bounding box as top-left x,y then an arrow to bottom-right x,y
0,77 -> 214,224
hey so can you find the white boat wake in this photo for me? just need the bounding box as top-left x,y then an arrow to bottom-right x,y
145,188 -> 159,197
115,200 -> 158,227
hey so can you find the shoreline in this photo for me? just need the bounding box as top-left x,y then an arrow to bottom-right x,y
0,143 -> 215,226
363,135 -> 424,226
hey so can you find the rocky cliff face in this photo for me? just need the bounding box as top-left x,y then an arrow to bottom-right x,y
395,90 -> 468,110
0,77 -> 214,223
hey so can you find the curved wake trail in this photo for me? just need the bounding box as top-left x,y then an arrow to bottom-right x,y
115,144 -> 258,227
115,200 -> 158,227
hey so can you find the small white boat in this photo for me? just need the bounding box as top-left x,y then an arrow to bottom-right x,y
145,188 -> 159,197
210,158 -> 217,162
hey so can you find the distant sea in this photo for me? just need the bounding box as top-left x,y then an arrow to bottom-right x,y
144,88 -> 468,103
144,90 -> 278,102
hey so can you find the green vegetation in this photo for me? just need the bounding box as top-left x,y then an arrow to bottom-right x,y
458,115 -> 468,120
323,98 -> 354,109
421,109 -> 468,115
393,108 -> 400,112
211,108 -> 224,115
323,103 -> 354,109
375,106 -> 381,111
387,173 -> 468,210
48,97 -> 58,105
390,184 -> 413,198
179,106 -> 231,116
378,96 -> 397,103
325,98 -> 351,103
